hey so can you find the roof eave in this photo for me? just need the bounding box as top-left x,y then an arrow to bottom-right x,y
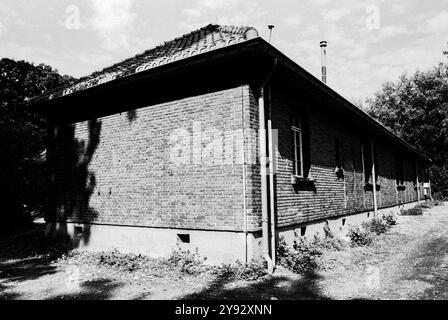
250,38 -> 432,163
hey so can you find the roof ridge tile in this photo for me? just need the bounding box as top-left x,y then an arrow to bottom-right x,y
31,24 -> 258,104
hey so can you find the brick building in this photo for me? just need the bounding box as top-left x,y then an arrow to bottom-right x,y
31,25 -> 431,265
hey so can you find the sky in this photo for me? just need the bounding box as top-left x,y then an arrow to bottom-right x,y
0,0 -> 447,103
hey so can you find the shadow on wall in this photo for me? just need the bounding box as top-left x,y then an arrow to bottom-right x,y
46,118 -> 102,247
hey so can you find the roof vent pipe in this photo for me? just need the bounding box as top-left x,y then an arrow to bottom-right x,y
320,40 -> 327,83
268,25 -> 275,43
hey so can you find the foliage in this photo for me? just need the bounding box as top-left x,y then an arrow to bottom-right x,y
58,247 -> 267,281
211,259 -> 267,281
311,232 -> 347,251
166,246 -> 208,275
365,62 -> 448,198
348,226 -> 374,246
58,249 -> 156,273
348,214 -> 398,246
400,205 -> 424,216
430,165 -> 448,199
365,217 -> 390,235
382,212 -> 397,226
58,246 -> 208,276
276,231 -> 348,274
0,58 -> 75,227
97,250 -> 151,272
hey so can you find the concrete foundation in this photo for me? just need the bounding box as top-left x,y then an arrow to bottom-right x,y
278,201 -> 420,245
46,201 -> 421,264
45,222 -> 260,264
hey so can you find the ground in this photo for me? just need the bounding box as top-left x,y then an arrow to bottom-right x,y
1,203 -> 447,300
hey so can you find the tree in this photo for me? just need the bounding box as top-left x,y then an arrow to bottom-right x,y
0,58 -> 76,230
366,62 -> 448,198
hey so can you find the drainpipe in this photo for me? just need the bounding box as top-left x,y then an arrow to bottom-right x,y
241,85 -> 248,263
429,167 -> 433,201
416,160 -> 421,203
370,139 -> 378,217
259,59 -> 277,274
267,83 -> 276,268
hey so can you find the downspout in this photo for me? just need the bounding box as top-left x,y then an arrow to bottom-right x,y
429,167 -> 433,201
416,160 -> 420,203
241,85 -> 248,263
267,83 -> 276,268
259,59 -> 277,274
370,139 -> 378,217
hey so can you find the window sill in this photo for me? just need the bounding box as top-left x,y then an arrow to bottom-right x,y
291,175 -> 315,185
364,183 -> 381,191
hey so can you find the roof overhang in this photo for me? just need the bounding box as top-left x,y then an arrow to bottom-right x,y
29,36 -> 431,163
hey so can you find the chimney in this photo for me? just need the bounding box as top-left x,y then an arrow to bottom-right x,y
268,25 -> 275,43
320,40 -> 327,83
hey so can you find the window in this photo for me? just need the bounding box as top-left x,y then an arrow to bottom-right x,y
361,140 -> 373,183
395,153 -> 404,185
292,115 -> 304,177
335,138 -> 343,169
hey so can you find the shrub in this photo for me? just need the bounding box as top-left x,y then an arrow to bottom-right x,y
312,233 -> 346,251
97,249 -> 150,272
348,226 -> 374,246
211,259 -> 267,281
365,217 -> 390,235
277,234 -> 323,274
400,205 -> 423,216
382,212 -> 397,226
166,246 -> 207,275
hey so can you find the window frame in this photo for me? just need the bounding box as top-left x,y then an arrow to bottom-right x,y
292,123 -> 304,178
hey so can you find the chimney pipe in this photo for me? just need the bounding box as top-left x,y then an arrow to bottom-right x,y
268,25 -> 275,43
320,40 -> 327,83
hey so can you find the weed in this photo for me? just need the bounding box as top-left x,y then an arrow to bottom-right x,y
211,259 -> 267,281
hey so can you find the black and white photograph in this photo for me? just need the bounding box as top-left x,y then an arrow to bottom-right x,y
0,0 -> 448,310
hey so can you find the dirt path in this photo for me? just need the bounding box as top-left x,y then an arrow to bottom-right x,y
1,203 -> 447,300
318,203 -> 448,300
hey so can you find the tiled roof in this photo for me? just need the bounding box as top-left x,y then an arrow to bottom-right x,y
32,24 -> 258,104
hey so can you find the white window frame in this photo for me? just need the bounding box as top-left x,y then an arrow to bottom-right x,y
292,125 -> 303,178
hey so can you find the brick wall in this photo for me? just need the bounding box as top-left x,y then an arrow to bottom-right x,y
267,81 -> 426,228
46,81 -> 428,234
46,85 -> 263,232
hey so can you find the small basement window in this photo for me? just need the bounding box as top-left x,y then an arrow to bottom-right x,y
177,233 -> 190,244
74,226 -> 83,236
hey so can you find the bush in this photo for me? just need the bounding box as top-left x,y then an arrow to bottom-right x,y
400,205 -> 423,216
277,234 -> 323,274
211,259 -> 267,281
58,246 -> 209,276
166,246 -> 207,275
97,249 -> 150,272
382,212 -> 397,226
365,217 -> 390,235
348,226 -> 374,246
311,233 -> 346,251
